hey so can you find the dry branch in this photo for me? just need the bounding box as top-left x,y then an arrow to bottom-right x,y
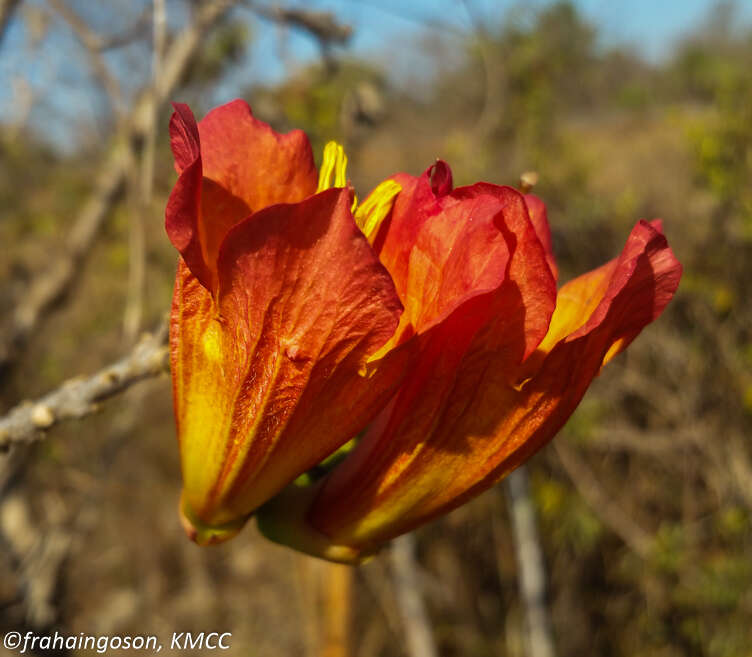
49,0 -> 125,114
82,5 -> 152,52
390,534 -> 439,657
0,0 -> 20,43
505,467 -> 557,657
46,2 -> 151,53
123,0 -> 167,342
0,0 -> 236,372
0,0 -> 20,47
0,323 -> 168,450
253,5 -> 352,45
0,491 -> 72,627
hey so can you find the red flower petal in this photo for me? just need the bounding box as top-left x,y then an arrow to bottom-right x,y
524,193 -> 558,281
372,167 -> 438,297
372,160 -> 457,304
197,99 -> 318,210
305,219 -> 680,553
306,187 -> 557,551
372,167 -> 555,360
165,100 -> 319,293
172,188 -> 407,536
166,103 -> 252,292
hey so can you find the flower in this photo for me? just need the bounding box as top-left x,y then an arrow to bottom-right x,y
257,161 -> 682,563
166,100 -> 411,545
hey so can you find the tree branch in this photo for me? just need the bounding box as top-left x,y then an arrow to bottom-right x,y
123,0 -> 167,343
0,0 -> 236,373
49,0 -> 125,115
0,323 -> 168,450
86,6 -> 152,52
0,0 -> 19,48
505,467 -> 557,657
252,5 -> 352,46
390,533 -> 439,657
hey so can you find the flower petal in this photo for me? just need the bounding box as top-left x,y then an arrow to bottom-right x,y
296,219 -> 680,558
198,98 -> 318,210
166,103 -> 253,292
373,161 -> 452,299
373,171 -> 555,361
534,220 -> 679,365
297,187 -> 556,555
523,193 -> 558,281
451,184 -> 557,360
172,188 -> 407,541
165,100 -> 320,293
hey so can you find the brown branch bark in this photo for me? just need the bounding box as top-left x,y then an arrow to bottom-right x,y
49,0 -> 125,114
390,533 -> 439,657
505,467 -> 557,657
123,0 -> 167,343
0,0 -> 236,373
0,323 -> 168,450
0,0 -> 20,48
252,5 -> 352,45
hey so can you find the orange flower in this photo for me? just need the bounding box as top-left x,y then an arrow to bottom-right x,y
257,162 -> 682,563
166,100 -> 409,545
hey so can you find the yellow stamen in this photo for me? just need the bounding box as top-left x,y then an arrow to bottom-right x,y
317,141 -> 349,193
354,179 -> 402,244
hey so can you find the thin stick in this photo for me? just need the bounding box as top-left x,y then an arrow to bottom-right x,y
505,467 -> 557,657
0,323 -> 168,450
123,0 -> 166,343
321,563 -> 353,657
0,0 -> 236,372
390,533 -> 438,657
49,0 -> 125,116
0,0 -> 20,48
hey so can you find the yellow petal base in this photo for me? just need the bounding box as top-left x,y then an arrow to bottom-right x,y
180,494 -> 249,546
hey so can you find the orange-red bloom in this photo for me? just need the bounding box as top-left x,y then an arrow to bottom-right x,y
166,99 -> 681,559
257,162 -> 682,563
166,100 -> 408,544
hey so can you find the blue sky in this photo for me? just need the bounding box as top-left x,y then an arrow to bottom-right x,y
1,0 -> 750,149
238,0 -> 752,82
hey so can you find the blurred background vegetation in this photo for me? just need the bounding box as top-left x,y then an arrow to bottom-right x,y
1,1 -> 751,656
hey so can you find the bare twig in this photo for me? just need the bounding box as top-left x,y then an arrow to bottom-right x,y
294,555 -> 321,657
123,0 -> 166,343
252,5 -> 352,46
293,556 -> 353,657
123,153 -> 147,342
0,0 -> 236,373
0,491 -> 72,628
88,6 -> 152,52
250,3 -> 352,70
49,0 -> 124,115
390,534 -> 438,657
47,2 -> 150,53
505,467 -> 557,657
321,563 -> 352,657
0,323 -> 168,450
0,0 -> 20,47
359,559 -> 404,640
554,441 -> 653,559
4,146 -> 127,363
